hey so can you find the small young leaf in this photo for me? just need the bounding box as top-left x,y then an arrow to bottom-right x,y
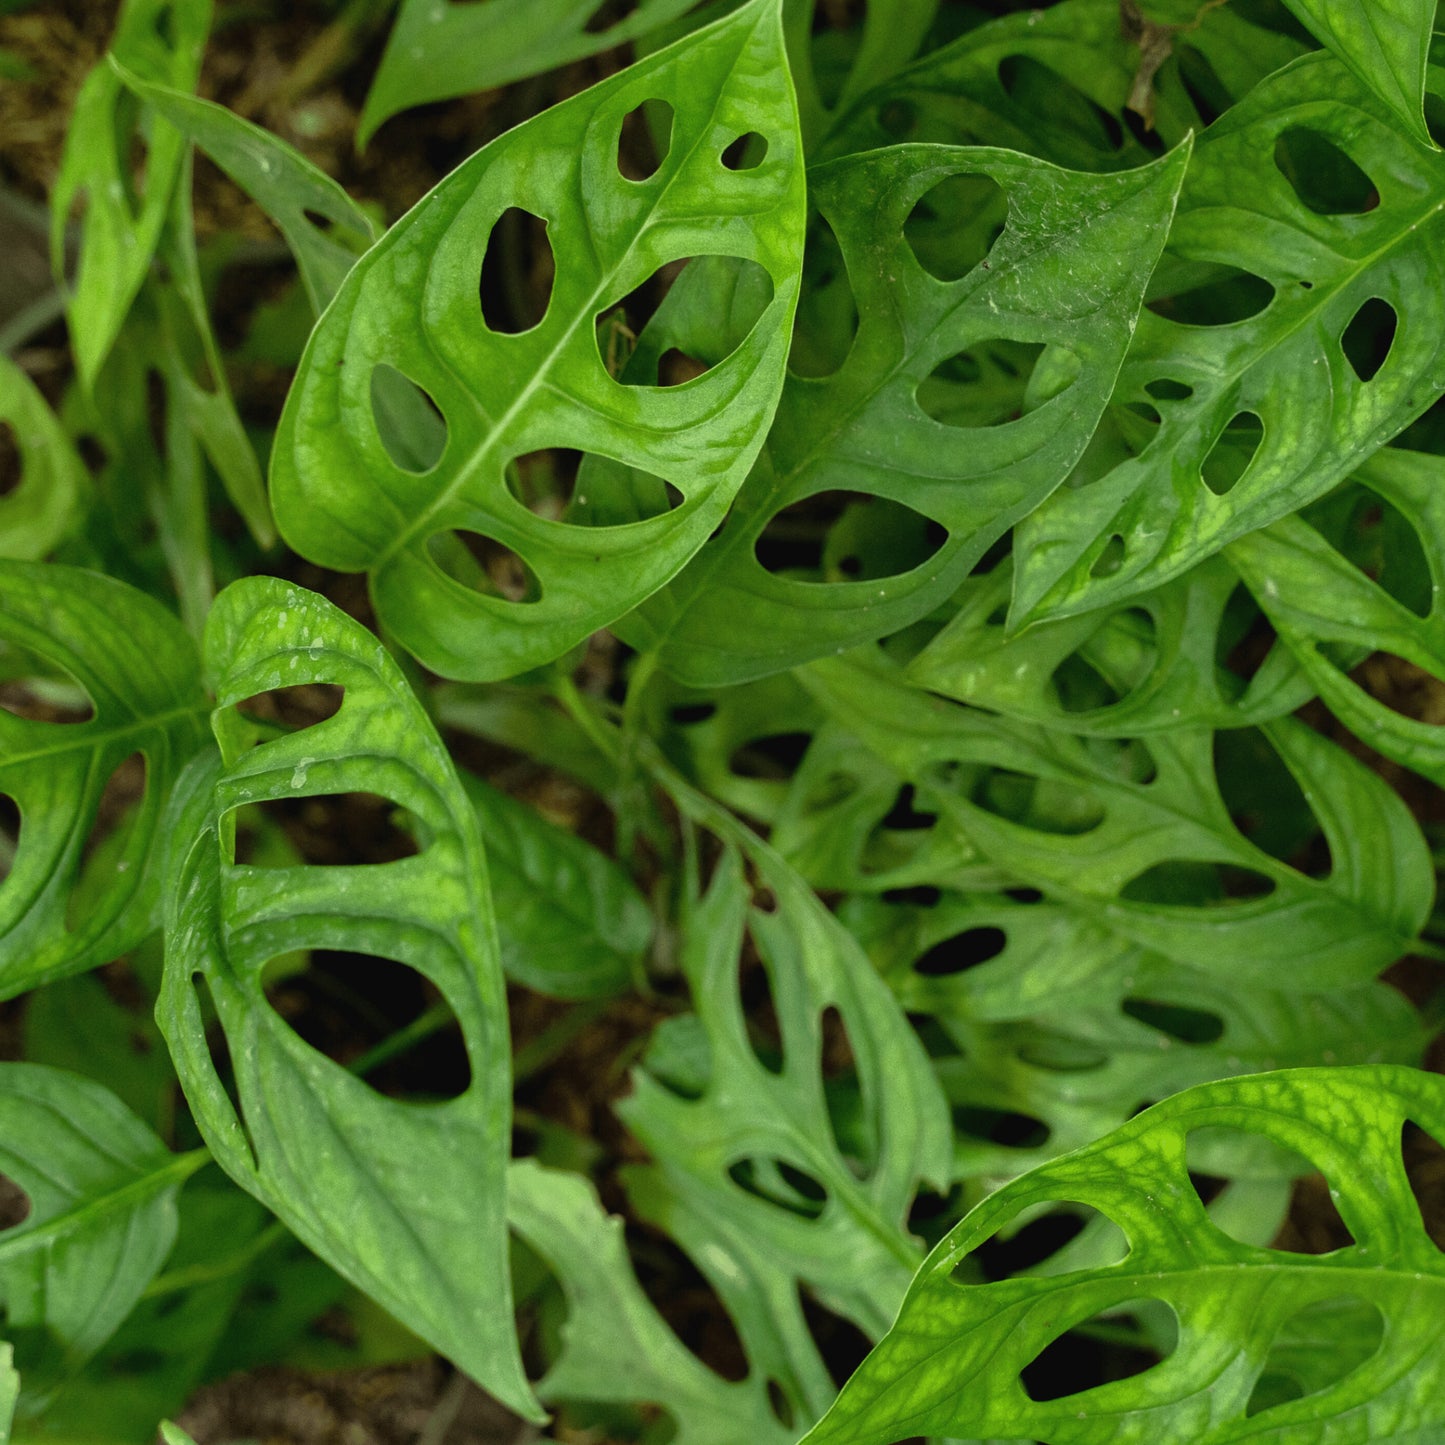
158,576 -> 540,1421
802,1066 -> 1445,1445
0,1064 -> 205,1416
0,357 -> 88,561
273,0 -> 806,682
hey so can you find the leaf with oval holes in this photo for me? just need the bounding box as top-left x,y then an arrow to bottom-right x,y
272,0 -> 805,682
816,0 -> 1304,166
157,575 -> 540,1421
842,887 -> 1427,1181
616,769 -> 951,1427
1011,52 -> 1445,629
800,1065 -> 1445,1445
801,650 -> 1433,988
0,562 -> 208,1000
622,137 -> 1189,685
51,0 -> 211,386
111,59 -> 379,314
508,1158 -> 796,1445
0,357 -> 89,562
462,771 -> 651,999
1278,0 -> 1438,148
1228,447 -> 1445,789
0,1064 -> 206,1418
357,0 -> 704,149
907,555 -> 1313,735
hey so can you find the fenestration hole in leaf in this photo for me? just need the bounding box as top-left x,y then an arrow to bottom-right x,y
0,1172 -> 31,1231
1201,411 -> 1263,496
0,658 -> 96,724
1214,727 -> 1329,874
754,492 -> 944,582
1120,859 -> 1277,904
0,793 -> 18,886
595,256 -> 772,385
226,792 -> 420,868
65,751 -> 146,932
721,131 -> 768,170
997,56 -> 1123,152
1091,534 -> 1126,578
478,206 -> 554,335
268,949 -> 471,1099
728,731 -> 811,780
971,768 -> 1105,836
1273,127 -> 1379,215
959,1201 -> 1130,1284
1246,1294 -> 1384,1417
1401,1119 -> 1445,1249
904,172 -> 1007,282
790,211 -> 858,379
918,340 -> 1081,428
616,98 -> 673,181
1121,997 -> 1225,1044
505,448 -> 682,526
1020,1298 -> 1177,1403
0,419 -> 19,497
914,925 -> 1007,976
369,364 -> 447,473
427,530 -> 543,603
1341,297 -> 1398,383
233,683 -> 344,733
1145,377 -> 1194,402
799,1287 -> 873,1390
1347,485 -> 1433,619
1147,268 -> 1274,326
953,1104 -> 1051,1151
727,1156 -> 829,1218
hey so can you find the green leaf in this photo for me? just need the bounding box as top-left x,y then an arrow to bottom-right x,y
159,1426 -> 196,1445
617,770 -> 951,1424
273,0 -> 806,682
0,563 -> 208,999
1228,448 -> 1445,789
0,356 -> 88,562
51,0 -> 212,386
508,1158 -> 796,1444
0,1064 -> 205,1416
626,138 -> 1189,685
1280,0 -> 1437,147
801,651 -> 1434,988
1012,51 -> 1445,627
463,770 -> 652,999
801,1065 -> 1445,1445
110,60 -> 379,314
358,0 -> 705,148
158,575 -> 539,1420
907,556 -> 1313,735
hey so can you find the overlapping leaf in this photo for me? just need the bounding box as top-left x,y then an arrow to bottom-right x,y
1229,448 -> 1445,787
626,138 -> 1189,685
0,358 -> 87,561
802,1066 -> 1445,1445
273,0 -> 805,682
508,1158 -> 796,1444
0,1065 -> 205,1418
358,0 -> 704,148
158,576 -> 539,1420
617,771 -> 951,1425
1013,51 -> 1445,626
51,0 -> 211,385
0,563 -> 208,999
802,651 -> 1433,987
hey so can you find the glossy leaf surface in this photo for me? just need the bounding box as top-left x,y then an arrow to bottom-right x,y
803,1066 -> 1445,1445
273,0 -> 806,681
158,576 -> 538,1420
0,563 -> 208,999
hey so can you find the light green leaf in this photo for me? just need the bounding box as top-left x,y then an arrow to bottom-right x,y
907,556 -> 1313,735
802,651 -> 1433,988
1012,51 -> 1445,627
0,563 -> 208,999
0,1345 -> 14,1445
627,138 -> 1189,685
0,1065 -> 205,1417
358,0 -> 706,148
0,356 -> 88,561
159,1426 -> 196,1445
617,770 -> 951,1424
51,0 -> 211,386
157,576 -> 539,1420
111,60 -> 378,313
1229,448 -> 1445,789
802,1066 -> 1445,1445
508,1158 -> 796,1444
463,771 -> 651,998
1281,0 -> 1437,147
274,0 -> 805,682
